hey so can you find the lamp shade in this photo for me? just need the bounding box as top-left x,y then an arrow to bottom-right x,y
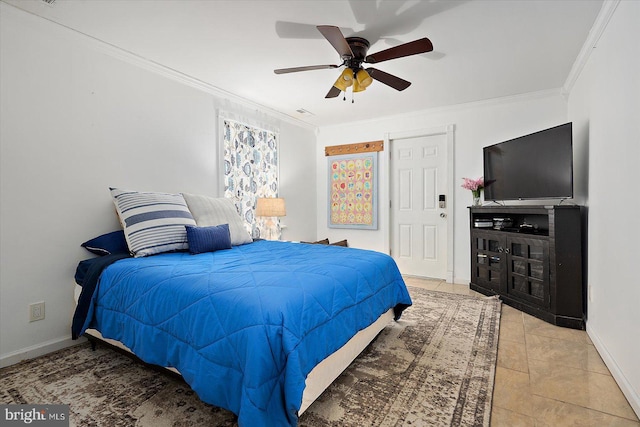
255,198 -> 286,217
355,69 -> 373,88
333,68 -> 354,91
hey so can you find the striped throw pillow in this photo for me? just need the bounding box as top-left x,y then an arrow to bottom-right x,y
110,188 -> 196,257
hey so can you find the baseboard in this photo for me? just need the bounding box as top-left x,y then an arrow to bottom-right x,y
0,336 -> 87,368
453,276 -> 469,285
587,324 -> 640,419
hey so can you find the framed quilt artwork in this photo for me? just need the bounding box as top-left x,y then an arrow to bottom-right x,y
328,152 -> 378,229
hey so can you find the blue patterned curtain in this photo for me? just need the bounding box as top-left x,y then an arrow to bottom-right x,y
223,119 -> 279,239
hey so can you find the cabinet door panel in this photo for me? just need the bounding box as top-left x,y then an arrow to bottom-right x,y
471,231 -> 506,293
506,236 -> 550,308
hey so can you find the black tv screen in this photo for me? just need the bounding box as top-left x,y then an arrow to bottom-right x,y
483,123 -> 573,201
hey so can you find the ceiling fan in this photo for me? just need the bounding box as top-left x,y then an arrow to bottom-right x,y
274,25 -> 433,99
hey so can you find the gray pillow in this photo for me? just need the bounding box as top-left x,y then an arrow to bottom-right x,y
182,193 -> 253,246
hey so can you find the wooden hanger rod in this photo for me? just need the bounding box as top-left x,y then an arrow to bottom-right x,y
325,140 -> 384,156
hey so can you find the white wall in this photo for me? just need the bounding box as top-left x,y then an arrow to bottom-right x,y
568,0 -> 640,415
0,4 -> 316,364
278,124 -> 318,242
316,92 -> 568,283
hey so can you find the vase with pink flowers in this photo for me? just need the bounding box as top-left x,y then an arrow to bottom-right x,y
461,177 -> 484,206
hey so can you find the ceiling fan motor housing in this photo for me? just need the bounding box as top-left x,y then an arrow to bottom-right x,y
344,37 -> 370,70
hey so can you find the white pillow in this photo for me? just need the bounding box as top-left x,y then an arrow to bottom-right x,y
182,193 -> 253,246
111,188 -> 196,257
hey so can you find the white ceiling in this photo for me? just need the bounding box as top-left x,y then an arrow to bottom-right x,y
5,0 -> 603,127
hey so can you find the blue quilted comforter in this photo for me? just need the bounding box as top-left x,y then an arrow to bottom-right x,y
81,240 -> 411,426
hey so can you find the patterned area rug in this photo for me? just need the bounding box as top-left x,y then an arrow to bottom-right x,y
0,287 -> 500,426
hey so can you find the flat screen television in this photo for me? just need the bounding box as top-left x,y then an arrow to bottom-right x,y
483,123 -> 573,201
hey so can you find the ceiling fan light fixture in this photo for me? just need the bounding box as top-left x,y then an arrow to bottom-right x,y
352,78 -> 365,93
355,69 -> 373,89
333,68 -> 354,91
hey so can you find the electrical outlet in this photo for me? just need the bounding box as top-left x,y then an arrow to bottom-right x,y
29,302 -> 45,322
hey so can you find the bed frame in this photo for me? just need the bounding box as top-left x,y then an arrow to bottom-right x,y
74,284 -> 393,415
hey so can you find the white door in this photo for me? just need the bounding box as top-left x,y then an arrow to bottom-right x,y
391,133 -> 448,279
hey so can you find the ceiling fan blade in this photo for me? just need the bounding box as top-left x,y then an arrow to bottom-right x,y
274,64 -> 339,74
325,86 -> 341,98
366,68 -> 411,91
275,21 -> 355,39
317,25 -> 354,58
365,38 -> 433,64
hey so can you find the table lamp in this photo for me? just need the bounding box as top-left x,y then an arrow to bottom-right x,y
255,197 -> 286,240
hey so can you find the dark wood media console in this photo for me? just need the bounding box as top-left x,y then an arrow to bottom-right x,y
469,205 -> 584,329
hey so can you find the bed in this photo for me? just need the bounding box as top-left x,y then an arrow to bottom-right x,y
72,189 -> 412,426
73,237 -> 411,426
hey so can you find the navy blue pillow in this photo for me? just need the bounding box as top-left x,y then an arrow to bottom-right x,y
81,230 -> 129,256
185,224 -> 232,254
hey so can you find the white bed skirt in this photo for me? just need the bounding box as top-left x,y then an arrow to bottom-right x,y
74,284 -> 393,415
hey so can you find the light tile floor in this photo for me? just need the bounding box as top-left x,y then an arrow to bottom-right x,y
403,276 -> 640,427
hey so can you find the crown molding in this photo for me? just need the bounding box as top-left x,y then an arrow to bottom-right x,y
562,0 -> 621,97
1,1 -> 316,131
418,88 -> 564,116
88,43 -> 316,131
321,88 -> 563,131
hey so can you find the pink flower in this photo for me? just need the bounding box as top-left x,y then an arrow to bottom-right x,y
461,177 -> 484,191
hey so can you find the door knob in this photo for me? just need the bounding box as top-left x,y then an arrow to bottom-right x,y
440,212 -> 447,218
